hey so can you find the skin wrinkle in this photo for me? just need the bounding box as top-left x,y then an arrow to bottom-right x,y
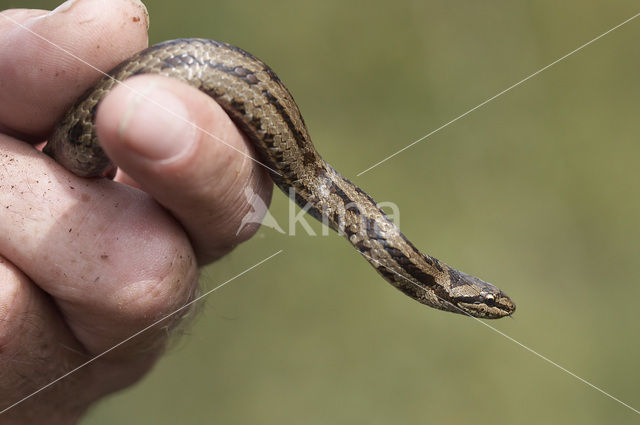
223,153 -> 272,241
0,261 -> 22,351
177,155 -> 265,259
179,126 -> 270,259
192,97 -> 272,243
201,138 -> 252,216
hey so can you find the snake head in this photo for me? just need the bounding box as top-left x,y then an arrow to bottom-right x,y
447,269 -> 516,319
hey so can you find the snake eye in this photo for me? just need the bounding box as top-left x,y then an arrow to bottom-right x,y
484,293 -> 496,306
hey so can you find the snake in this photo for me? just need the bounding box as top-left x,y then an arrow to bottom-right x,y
44,38 -> 515,319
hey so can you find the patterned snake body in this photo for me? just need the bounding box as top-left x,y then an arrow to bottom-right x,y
45,39 -> 515,319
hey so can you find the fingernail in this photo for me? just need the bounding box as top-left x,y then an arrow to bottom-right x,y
50,0 -> 149,30
119,82 -> 196,161
50,0 -> 78,14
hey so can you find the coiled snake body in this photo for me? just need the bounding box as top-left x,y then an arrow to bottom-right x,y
45,39 -> 515,319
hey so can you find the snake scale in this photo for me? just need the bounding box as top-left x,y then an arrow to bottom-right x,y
44,38 -> 515,319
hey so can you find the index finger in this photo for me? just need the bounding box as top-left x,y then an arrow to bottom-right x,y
0,0 -> 149,140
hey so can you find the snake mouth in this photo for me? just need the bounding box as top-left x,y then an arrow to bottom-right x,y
456,294 -> 516,319
498,295 -> 516,315
445,268 -> 515,318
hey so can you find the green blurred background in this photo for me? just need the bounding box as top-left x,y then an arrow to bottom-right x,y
3,0 -> 640,423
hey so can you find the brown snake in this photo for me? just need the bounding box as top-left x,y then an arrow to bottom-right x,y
44,38 -> 515,319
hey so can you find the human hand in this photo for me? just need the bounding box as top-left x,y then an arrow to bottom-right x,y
0,0 -> 272,423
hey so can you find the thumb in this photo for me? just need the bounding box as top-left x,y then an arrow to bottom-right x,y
95,74 -> 273,264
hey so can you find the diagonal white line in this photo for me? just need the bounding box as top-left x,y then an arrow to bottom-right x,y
0,12 -> 281,177
357,11 -> 640,176
0,250 -> 283,415
358,250 -> 639,415
471,318 -> 640,415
